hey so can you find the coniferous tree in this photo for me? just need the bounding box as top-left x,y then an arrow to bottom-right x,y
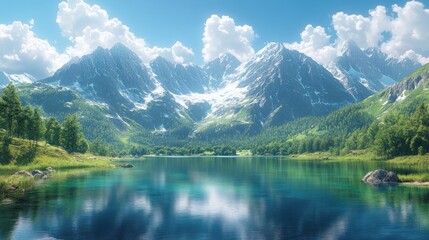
28,108 -> 44,143
15,106 -> 28,138
60,114 -> 87,153
0,83 -> 21,136
45,117 -> 61,146
61,114 -> 80,153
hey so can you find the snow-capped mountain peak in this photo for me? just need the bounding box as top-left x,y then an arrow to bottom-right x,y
0,71 -> 35,87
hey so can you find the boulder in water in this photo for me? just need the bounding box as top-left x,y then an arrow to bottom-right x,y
120,163 -> 134,168
362,169 -> 400,184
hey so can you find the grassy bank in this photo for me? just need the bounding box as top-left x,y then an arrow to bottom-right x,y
0,137 -> 115,200
286,150 -> 379,161
285,150 -> 429,183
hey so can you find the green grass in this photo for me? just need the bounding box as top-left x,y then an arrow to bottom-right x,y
398,173 -> 429,183
409,63 -> 429,79
0,136 -> 114,200
237,149 -> 252,156
387,154 -> 429,165
287,150 -> 379,161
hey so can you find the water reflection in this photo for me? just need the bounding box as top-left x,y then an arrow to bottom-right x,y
1,157 -> 429,239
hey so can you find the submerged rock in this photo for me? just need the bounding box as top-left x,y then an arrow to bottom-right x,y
14,170 -> 33,177
362,169 -> 400,184
120,163 -> 134,168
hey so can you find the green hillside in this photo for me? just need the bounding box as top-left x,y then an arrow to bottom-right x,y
0,131 -> 113,200
248,64 -> 429,159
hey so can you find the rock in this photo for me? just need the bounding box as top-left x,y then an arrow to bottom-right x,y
14,170 -> 33,177
0,198 -> 14,205
31,170 -> 45,177
7,184 -> 19,191
120,163 -> 134,168
362,169 -> 400,184
46,167 -> 55,172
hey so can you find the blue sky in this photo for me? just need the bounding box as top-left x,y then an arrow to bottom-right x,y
0,0 -> 408,52
0,0 -> 427,78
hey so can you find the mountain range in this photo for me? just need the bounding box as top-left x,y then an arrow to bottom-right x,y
1,42 -> 422,144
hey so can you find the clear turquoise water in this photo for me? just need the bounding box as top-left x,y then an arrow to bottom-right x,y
2,157 -> 429,239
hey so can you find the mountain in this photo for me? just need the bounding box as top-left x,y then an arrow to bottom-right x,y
194,43 -> 355,137
0,71 -> 35,87
11,42 -> 419,144
359,63 -> 429,116
42,43 -> 193,133
203,53 -> 241,89
150,57 -> 209,94
327,41 -> 421,101
18,82 -> 123,143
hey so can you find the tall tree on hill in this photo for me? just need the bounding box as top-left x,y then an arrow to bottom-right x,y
28,108 -> 44,144
0,83 -> 21,136
409,103 -> 429,154
61,114 -> 80,153
15,106 -> 32,138
45,117 -> 61,146
60,114 -> 88,153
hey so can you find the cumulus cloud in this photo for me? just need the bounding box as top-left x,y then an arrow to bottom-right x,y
0,21 -> 67,79
285,25 -> 337,65
57,0 -> 194,63
381,1 -> 429,63
155,41 -> 195,64
202,15 -> 255,63
333,6 -> 391,49
288,1 -> 429,65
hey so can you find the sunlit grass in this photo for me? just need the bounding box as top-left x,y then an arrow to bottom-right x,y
398,173 -> 429,183
0,137 -> 115,199
387,154 -> 429,165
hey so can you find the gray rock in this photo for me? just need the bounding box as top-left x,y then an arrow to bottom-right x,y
7,184 -> 19,191
46,167 -> 55,172
14,170 -> 33,177
120,163 -> 134,168
31,170 -> 45,177
362,169 -> 400,184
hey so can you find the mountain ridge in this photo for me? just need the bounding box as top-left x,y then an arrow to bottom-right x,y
7,42 -> 422,143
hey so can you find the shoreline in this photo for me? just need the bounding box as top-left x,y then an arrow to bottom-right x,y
3,151 -> 429,201
401,181 -> 429,186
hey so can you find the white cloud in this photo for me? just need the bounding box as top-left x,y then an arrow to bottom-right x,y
0,21 -> 67,79
289,1 -> 429,65
57,0 -> 194,63
333,6 -> 391,49
381,1 -> 429,64
155,41 -> 195,64
285,25 -> 337,65
202,15 -> 255,63
400,50 -> 429,64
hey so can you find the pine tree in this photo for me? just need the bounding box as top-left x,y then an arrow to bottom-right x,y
45,117 -> 61,146
0,83 -> 22,136
60,114 -> 87,153
27,108 -> 44,144
15,106 -> 29,138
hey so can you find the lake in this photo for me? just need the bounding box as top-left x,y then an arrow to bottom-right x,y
2,157 -> 429,239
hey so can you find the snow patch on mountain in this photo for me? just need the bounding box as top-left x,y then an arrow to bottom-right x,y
0,71 -> 35,87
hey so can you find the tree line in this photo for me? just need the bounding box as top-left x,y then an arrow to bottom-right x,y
250,103 -> 429,159
0,83 -> 88,160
